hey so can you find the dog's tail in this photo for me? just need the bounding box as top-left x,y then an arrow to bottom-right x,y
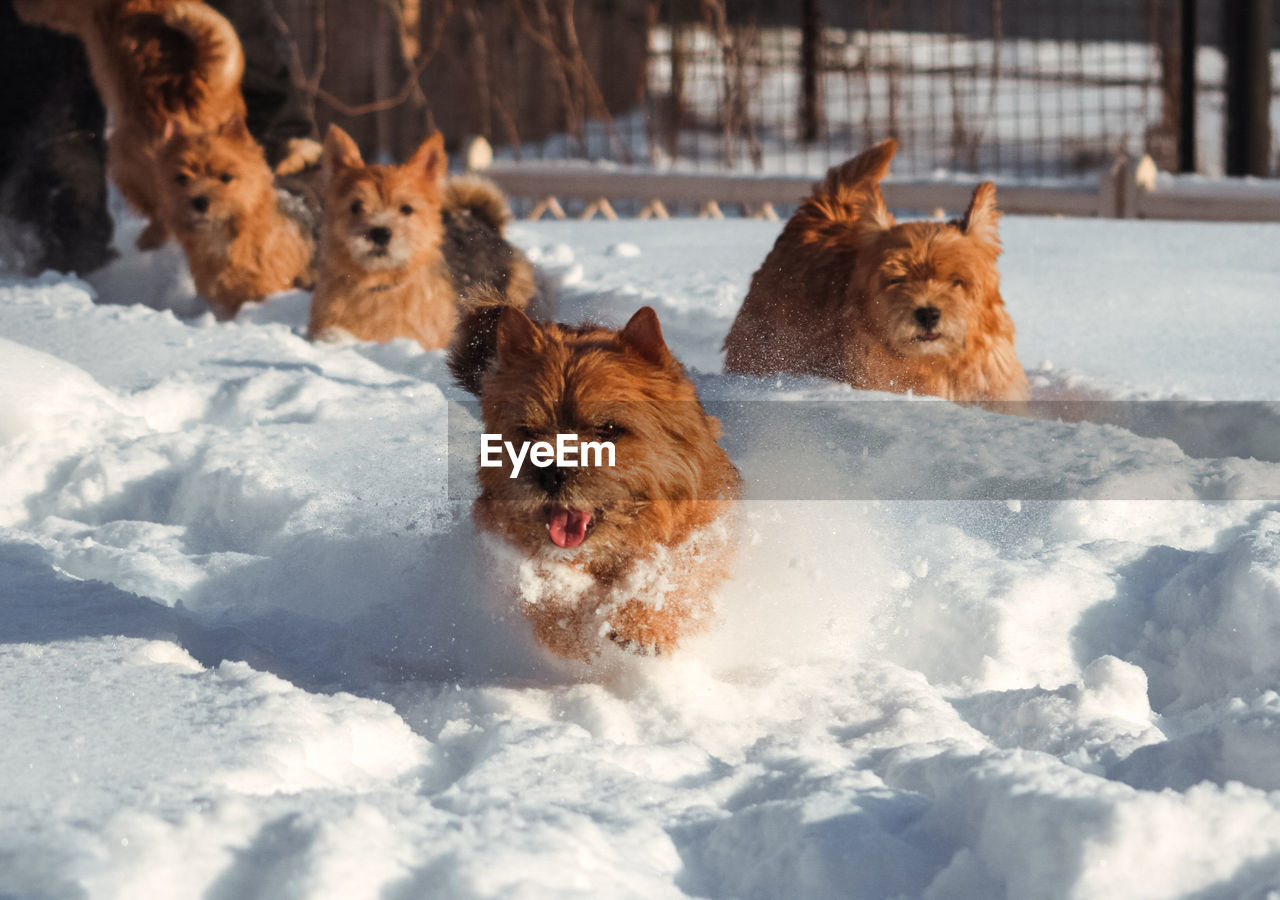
440,174 -> 539,313
442,176 -> 512,234
448,288 -> 517,396
160,2 -> 245,105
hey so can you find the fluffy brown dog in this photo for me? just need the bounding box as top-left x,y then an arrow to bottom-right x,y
16,0 -> 246,251
723,138 -> 1028,403
451,304 -> 741,661
157,117 -> 314,319
308,126 -> 535,350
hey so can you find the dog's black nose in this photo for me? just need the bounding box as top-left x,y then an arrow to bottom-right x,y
368,226 -> 392,246
535,464 -> 567,496
914,306 -> 941,329
191,196 -> 210,214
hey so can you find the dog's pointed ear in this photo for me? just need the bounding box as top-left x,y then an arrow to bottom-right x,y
163,118 -> 185,143
496,305 -> 542,365
322,124 -> 363,176
616,306 -> 671,366
409,131 -> 447,185
821,138 -> 897,195
822,141 -> 898,237
961,181 -> 1001,250
848,182 -> 895,237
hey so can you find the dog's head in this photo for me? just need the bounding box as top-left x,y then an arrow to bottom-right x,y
159,118 -> 272,234
835,142 -> 1004,359
477,306 -> 733,557
320,124 -> 445,272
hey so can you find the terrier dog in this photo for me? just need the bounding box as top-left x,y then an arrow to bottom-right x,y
157,117 -> 314,319
723,138 -> 1028,403
308,125 -> 535,350
450,303 -> 741,661
15,0 -> 247,251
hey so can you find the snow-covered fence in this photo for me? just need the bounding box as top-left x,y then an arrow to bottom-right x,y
474,151 -> 1280,222
475,156 -> 1104,221
1128,157 -> 1280,221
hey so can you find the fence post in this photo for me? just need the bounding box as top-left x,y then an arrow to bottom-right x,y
1223,0 -> 1272,176
1178,0 -> 1197,173
800,0 -> 823,142
1099,154 -> 1138,218
464,136 -> 493,173
667,0 -> 691,159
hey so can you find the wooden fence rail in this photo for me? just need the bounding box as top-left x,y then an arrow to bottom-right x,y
1134,164 -> 1280,221
471,148 -> 1280,223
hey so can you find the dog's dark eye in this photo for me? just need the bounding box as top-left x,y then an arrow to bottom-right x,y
516,426 -> 537,443
883,275 -> 905,286
952,278 -> 967,289
350,200 -> 364,216
175,173 -> 190,186
597,422 -> 626,441
219,173 -> 234,184
400,204 -> 414,216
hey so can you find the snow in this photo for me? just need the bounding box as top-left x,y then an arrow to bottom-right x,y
5,209 -> 1280,897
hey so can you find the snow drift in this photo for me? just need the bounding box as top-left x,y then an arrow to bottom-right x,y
3,213 -> 1280,898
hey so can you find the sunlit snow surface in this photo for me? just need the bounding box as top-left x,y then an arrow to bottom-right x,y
4,212 -> 1280,898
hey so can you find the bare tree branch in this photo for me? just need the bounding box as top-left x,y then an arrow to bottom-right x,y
270,0 -> 451,121
701,0 -> 762,169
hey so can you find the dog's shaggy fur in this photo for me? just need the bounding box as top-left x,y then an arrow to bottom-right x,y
157,117 -> 313,318
15,0 -> 247,251
308,126 -> 535,350
440,175 -> 536,312
723,138 -> 1028,403
452,304 -> 741,660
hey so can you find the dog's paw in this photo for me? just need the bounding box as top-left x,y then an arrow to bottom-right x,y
136,220 -> 168,251
274,138 -> 324,176
607,631 -> 666,657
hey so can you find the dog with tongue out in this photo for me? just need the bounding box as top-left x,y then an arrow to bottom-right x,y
450,301 -> 741,661
548,506 -> 592,548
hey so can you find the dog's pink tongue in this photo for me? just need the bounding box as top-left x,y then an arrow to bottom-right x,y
548,506 -> 592,548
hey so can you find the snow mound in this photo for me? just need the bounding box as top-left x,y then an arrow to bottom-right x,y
5,214 -> 1280,896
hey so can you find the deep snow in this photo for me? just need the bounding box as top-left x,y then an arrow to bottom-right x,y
4,209 -> 1280,898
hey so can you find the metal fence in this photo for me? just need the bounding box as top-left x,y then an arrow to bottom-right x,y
640,0 -> 1181,178
273,1 -> 1278,181
600,0 -> 1279,179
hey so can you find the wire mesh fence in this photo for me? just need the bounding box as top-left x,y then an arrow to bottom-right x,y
272,1 -> 1279,180
632,0 -> 1278,179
